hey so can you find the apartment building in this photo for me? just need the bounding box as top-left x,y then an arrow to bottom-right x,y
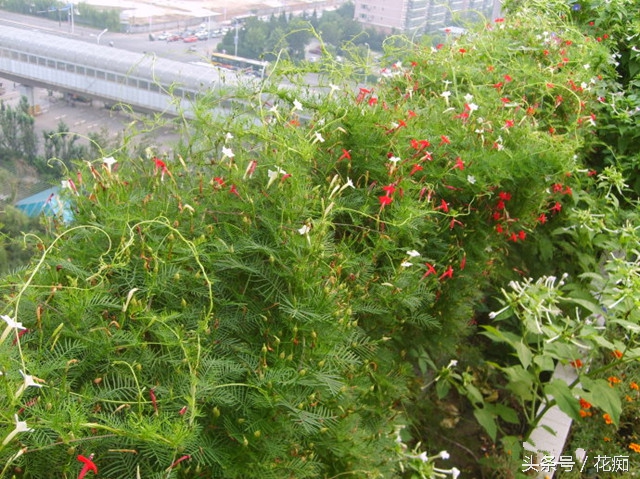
354,0 -> 501,34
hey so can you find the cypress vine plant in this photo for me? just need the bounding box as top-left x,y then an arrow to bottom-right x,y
0,3 -> 613,476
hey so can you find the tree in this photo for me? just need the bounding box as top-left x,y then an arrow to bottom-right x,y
42,121 -> 87,171
0,205 -> 42,275
285,18 -> 312,60
0,97 -> 37,161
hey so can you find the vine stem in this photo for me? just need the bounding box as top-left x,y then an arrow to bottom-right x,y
9,225 -> 112,371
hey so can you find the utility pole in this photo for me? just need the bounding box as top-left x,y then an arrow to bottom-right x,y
234,21 -> 239,57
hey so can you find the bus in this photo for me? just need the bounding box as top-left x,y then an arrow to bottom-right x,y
210,52 -> 268,79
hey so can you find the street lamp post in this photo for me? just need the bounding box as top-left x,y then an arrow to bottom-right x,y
96,28 -> 108,44
234,21 -> 239,57
68,2 -> 74,34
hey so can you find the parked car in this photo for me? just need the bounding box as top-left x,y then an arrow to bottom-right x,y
157,32 -> 170,41
195,30 -> 209,40
183,35 -> 198,43
166,34 -> 181,42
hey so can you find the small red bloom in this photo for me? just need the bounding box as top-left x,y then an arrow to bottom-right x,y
518,230 -> 526,241
498,191 -> 512,201
436,199 -> 449,213
338,149 -> 351,161
449,218 -> 463,229
537,213 -> 547,224
153,157 -> 166,170
77,455 -> 98,479
213,176 -> 225,187
378,195 -> 393,208
153,157 -> 172,180
453,157 -> 465,170
410,164 -> 424,176
439,265 -> 454,281
570,359 -> 583,368
504,119 -> 515,128
459,48 -> 467,54
612,350 -> 623,359
460,255 -> 466,270
504,74 -> 513,82
382,184 -> 396,196
422,263 -> 437,279
550,201 -> 562,214
439,135 -> 451,145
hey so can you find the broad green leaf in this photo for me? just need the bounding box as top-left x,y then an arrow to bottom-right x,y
587,333 -> 615,349
533,355 -> 555,372
514,341 -> 533,369
474,407 -> 497,442
465,383 -> 484,407
501,434 -> 523,460
609,319 -> 640,334
543,379 -> 581,421
490,403 -> 520,424
544,341 -> 578,361
503,365 -> 536,401
481,325 -> 521,348
580,377 -> 622,425
560,296 -> 602,316
436,379 -> 451,400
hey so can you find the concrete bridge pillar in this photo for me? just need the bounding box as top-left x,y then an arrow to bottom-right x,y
17,84 -> 42,116
18,84 -> 35,105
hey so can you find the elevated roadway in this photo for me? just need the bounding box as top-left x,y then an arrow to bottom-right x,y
0,25 -> 252,118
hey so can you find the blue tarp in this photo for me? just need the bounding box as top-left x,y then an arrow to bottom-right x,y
14,186 -> 72,222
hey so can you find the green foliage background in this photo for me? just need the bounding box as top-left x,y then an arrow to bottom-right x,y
0,1 -> 638,477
